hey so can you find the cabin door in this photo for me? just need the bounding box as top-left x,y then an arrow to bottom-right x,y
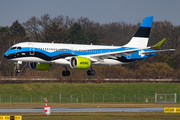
28,43 -> 35,55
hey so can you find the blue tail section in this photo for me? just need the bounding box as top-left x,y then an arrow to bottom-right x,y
125,16 -> 154,48
140,16 -> 154,28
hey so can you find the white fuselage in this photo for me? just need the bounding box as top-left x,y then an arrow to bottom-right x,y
5,42 -> 132,66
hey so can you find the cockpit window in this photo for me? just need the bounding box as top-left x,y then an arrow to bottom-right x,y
9,47 -> 17,50
9,46 -> 22,50
17,47 -> 22,50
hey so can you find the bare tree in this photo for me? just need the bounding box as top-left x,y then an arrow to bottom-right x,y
23,16 -> 41,42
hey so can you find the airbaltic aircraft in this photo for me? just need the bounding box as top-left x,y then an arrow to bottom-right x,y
4,16 -> 175,76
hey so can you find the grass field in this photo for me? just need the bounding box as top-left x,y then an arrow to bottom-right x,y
1,103 -> 180,108
0,83 -> 179,103
0,83 -> 179,119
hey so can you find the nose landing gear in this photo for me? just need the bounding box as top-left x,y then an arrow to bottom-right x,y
14,61 -> 22,73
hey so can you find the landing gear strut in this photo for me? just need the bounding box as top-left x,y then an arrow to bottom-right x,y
14,61 -> 21,73
62,67 -> 70,76
87,66 -> 95,76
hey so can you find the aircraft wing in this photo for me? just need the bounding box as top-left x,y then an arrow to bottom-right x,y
64,47 -> 149,61
88,47 -> 150,61
89,48 -> 175,61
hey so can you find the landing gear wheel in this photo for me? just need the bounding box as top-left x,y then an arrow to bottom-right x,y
66,71 -> 70,76
15,69 -> 20,73
62,71 -> 70,76
87,70 -> 91,76
62,71 -> 66,76
62,67 -> 70,76
91,70 -> 95,76
87,70 -> 95,76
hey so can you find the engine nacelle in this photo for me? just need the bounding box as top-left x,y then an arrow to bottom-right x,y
70,56 -> 91,69
29,62 -> 51,71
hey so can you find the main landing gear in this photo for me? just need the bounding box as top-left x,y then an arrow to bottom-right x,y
62,66 -> 95,76
87,67 -> 95,76
62,67 -> 70,76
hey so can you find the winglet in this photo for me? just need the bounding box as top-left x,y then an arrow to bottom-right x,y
153,38 -> 166,47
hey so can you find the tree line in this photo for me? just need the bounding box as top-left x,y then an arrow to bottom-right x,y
0,14 -> 179,79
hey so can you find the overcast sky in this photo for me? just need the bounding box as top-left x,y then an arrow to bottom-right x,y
0,0 -> 180,26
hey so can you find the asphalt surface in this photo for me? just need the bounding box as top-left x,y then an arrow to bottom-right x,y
0,108 -> 164,113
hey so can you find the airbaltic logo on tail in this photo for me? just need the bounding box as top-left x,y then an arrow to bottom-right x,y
80,61 -> 88,64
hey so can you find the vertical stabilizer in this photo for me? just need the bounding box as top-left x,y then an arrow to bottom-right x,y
124,16 -> 154,48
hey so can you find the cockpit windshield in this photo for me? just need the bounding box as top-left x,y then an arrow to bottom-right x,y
17,47 -> 22,50
9,46 -> 22,50
9,47 -> 17,50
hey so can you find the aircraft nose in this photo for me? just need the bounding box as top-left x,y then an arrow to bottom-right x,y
4,51 -> 11,59
4,51 -> 8,59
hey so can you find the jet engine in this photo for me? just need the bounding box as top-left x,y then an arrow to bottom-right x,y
70,56 -> 91,69
29,62 -> 51,71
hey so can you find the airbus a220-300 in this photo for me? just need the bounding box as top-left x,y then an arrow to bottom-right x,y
4,16 -> 175,76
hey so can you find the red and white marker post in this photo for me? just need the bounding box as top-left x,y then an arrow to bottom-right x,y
43,97 -> 50,115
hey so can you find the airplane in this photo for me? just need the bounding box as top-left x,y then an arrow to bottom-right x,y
4,16 -> 175,76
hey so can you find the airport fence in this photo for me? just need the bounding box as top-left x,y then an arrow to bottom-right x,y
0,93 -> 179,103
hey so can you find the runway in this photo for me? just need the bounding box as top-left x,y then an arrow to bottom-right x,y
0,108 -> 164,113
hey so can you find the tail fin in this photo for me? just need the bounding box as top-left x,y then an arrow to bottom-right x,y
124,16 -> 154,48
